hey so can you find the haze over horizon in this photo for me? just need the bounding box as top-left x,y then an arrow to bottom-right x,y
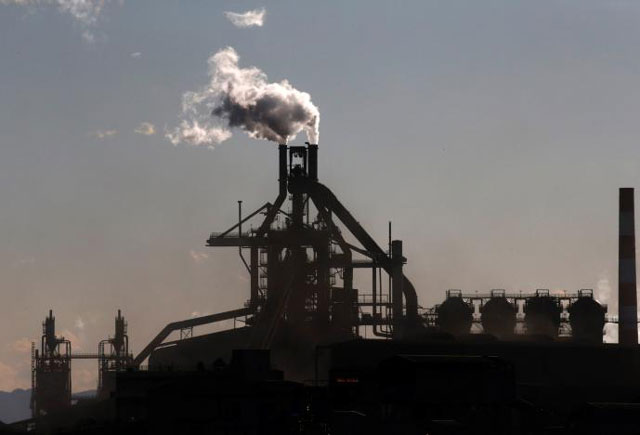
1,0 -> 640,391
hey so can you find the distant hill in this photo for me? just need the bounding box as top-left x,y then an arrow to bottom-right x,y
0,389 -> 96,424
72,390 -> 97,400
0,389 -> 30,424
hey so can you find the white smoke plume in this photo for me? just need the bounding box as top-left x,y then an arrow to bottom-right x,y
134,122 -> 156,136
165,121 -> 231,149
0,0 -> 116,42
91,129 -> 117,139
596,273 -> 618,343
167,47 -> 320,147
224,7 -> 266,28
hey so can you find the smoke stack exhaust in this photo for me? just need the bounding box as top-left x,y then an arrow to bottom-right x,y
619,188 -> 638,345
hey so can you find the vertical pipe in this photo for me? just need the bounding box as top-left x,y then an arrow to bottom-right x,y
388,221 -> 392,304
308,144 -> 318,181
343,264 -> 354,333
250,247 -> 259,309
619,188 -> 638,345
391,240 -> 404,337
238,200 -> 242,239
372,266 -> 378,334
316,244 -> 329,324
279,144 -> 287,195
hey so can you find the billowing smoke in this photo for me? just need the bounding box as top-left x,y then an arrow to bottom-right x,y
166,121 -> 231,148
596,273 -> 617,343
166,47 -> 320,148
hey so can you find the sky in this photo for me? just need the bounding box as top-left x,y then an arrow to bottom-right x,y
1,0 -> 640,391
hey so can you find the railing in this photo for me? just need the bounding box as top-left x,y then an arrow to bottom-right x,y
70,353 -> 133,360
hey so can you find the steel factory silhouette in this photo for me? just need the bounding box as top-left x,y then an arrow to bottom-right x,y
8,144 -> 640,434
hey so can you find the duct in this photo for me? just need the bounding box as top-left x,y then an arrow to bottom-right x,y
302,180 -> 419,323
132,308 -> 253,367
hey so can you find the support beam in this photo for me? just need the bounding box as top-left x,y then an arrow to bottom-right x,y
132,308 -> 252,367
304,180 -> 418,323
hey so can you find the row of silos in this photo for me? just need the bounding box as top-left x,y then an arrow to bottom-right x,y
435,290 -> 606,342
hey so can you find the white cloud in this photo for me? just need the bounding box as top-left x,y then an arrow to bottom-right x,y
92,129 -> 117,139
0,0 -> 119,42
134,122 -> 155,136
130,51 -> 141,58
224,7 -> 265,28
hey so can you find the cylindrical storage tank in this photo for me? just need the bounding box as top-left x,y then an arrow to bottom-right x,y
568,297 -> 605,343
524,296 -> 561,338
436,296 -> 473,336
480,297 -> 517,339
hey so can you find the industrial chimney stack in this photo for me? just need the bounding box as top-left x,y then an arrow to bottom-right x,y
619,188 -> 638,345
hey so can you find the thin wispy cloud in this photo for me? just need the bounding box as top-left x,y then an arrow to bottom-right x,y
134,122 -> 155,136
91,129 -> 117,139
224,7 -> 266,28
189,249 -> 209,264
130,51 -> 141,58
60,328 -> 82,350
74,317 -> 85,330
10,256 -> 35,269
9,338 -> 32,354
0,0 -> 119,42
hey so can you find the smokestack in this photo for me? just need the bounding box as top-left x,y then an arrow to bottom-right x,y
619,188 -> 638,345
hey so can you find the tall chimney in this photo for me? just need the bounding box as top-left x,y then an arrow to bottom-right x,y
619,188 -> 638,345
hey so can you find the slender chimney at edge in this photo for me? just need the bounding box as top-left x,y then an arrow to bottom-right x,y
619,187 -> 638,345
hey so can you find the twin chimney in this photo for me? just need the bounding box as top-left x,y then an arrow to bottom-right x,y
619,188 -> 638,345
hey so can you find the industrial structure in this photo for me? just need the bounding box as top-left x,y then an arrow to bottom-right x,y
135,144 -> 422,375
14,143 -> 640,434
97,310 -> 133,399
30,310 -> 132,416
430,288 -> 606,342
31,310 -> 71,417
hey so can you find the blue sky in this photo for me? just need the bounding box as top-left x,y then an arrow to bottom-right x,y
1,0 -> 639,390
